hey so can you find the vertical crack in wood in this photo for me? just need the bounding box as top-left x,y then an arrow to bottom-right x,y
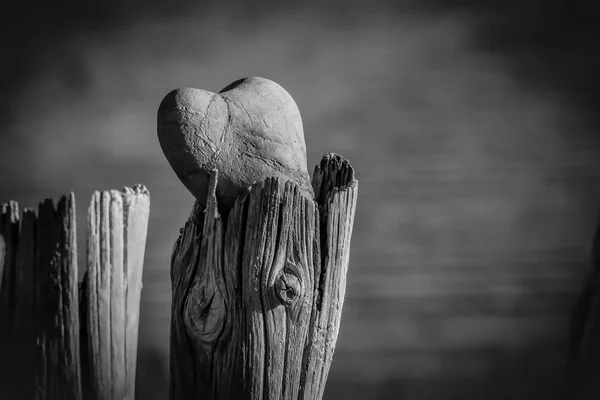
282,190 -> 315,400
183,170 -> 228,396
110,190 -> 126,400
262,179 -> 288,400
86,191 -> 101,399
170,201 -> 203,399
14,209 -> 37,398
244,177 -> 272,400
301,153 -> 357,400
216,189 -> 247,399
60,194 -> 82,400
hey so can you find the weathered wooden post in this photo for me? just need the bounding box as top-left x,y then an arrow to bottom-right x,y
0,201 -> 21,398
158,77 -> 358,399
81,186 -> 151,400
0,186 -> 150,400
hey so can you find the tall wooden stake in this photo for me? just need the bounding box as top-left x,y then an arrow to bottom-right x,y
0,202 -> 20,398
37,195 -> 82,400
83,185 -> 150,400
169,153 -> 358,400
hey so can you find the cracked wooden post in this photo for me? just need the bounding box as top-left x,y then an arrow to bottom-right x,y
0,201 -> 21,399
0,186 -> 150,400
82,185 -> 151,400
159,77 -> 358,399
0,195 -> 82,400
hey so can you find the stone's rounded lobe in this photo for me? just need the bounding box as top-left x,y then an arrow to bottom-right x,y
157,77 -> 314,209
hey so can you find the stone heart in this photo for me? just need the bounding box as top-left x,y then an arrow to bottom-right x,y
157,77 -> 314,209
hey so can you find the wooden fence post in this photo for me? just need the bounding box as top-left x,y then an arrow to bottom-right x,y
169,153 -> 358,400
37,194 -> 82,400
82,185 -> 151,400
0,185 -> 150,400
0,201 -> 21,398
15,209 -> 37,398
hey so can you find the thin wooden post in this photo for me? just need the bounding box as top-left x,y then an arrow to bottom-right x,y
1,196 -> 82,400
0,185 -> 150,400
36,194 -> 82,400
82,185 -> 150,400
0,202 -> 19,328
15,209 -> 38,399
169,153 -> 358,400
0,201 -> 20,398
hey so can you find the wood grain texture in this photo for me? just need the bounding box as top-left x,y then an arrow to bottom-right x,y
13,209 -> 37,399
0,201 -> 19,334
169,153 -> 357,400
0,186 -> 149,400
36,194 -> 82,400
303,154 -> 357,400
0,201 -> 20,398
83,185 -> 150,400
123,185 -> 151,400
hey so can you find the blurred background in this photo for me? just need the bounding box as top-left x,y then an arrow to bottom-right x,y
2,0 -> 600,398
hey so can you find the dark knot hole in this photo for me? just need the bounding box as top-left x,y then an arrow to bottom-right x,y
275,267 -> 303,306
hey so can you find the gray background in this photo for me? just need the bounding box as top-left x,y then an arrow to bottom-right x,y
1,1 -> 600,398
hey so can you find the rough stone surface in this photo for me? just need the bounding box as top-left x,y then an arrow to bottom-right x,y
157,77 -> 314,209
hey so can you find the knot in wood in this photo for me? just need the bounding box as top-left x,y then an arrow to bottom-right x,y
184,286 -> 225,344
275,268 -> 302,306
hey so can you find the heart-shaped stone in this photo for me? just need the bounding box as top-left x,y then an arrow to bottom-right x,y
157,77 -> 314,209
